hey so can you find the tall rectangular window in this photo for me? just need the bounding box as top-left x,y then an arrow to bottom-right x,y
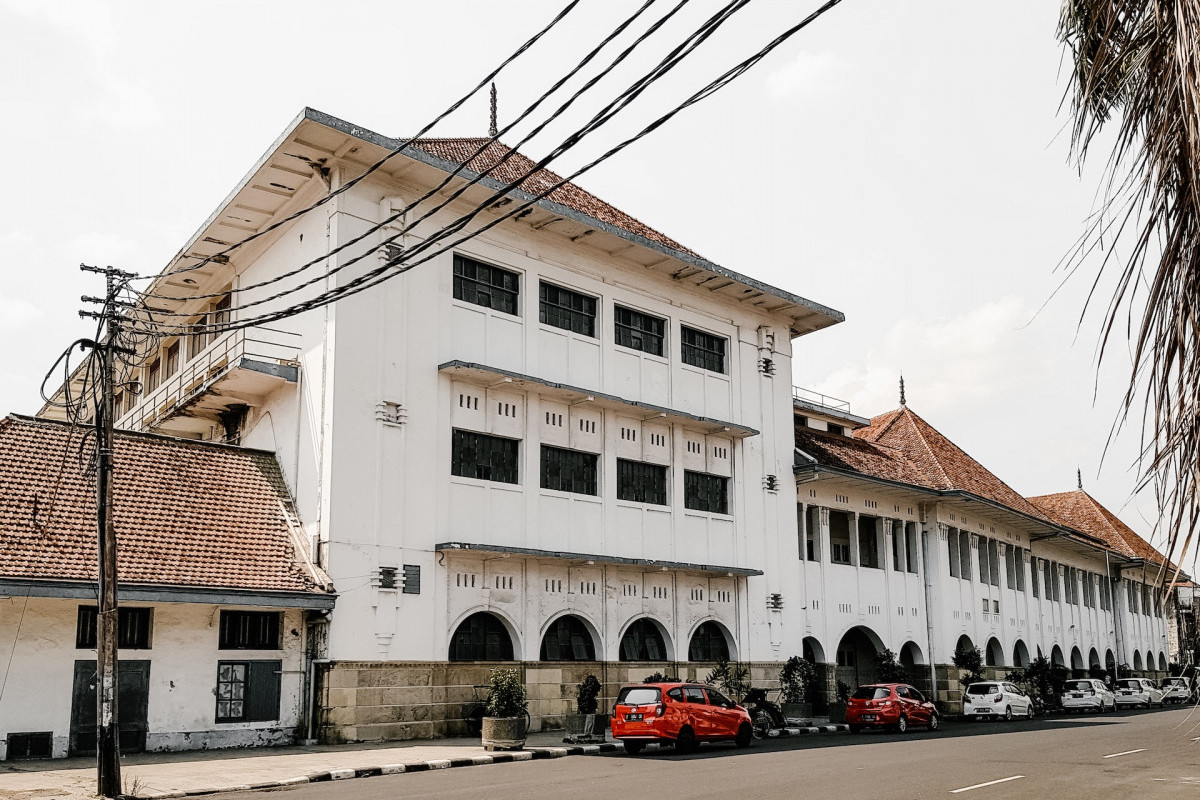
451,429 -> 519,484
905,522 -> 919,573
829,510 -> 851,565
988,539 -> 1001,587
616,459 -> 667,505
1031,557 -> 1040,598
215,660 -> 281,723
859,516 -> 879,569
164,341 -> 180,378
453,254 -> 519,315
1044,560 -> 1054,600
978,537 -> 990,584
209,294 -> 231,347
806,505 -> 821,561
218,610 -> 280,650
959,532 -> 971,581
76,606 -> 152,649
145,359 -> 161,392
683,470 -> 728,514
680,326 -> 726,374
892,522 -> 904,571
1051,562 -> 1061,602
541,445 -> 598,496
539,282 -> 596,336
947,529 -> 960,578
614,305 -> 665,356
1005,544 -> 1016,589
1014,549 -> 1026,592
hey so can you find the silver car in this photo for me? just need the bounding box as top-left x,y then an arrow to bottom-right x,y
963,681 -> 1033,720
1113,677 -> 1164,708
1060,678 -> 1115,713
1160,676 -> 1195,704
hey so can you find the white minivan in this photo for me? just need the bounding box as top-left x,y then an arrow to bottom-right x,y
1160,676 -> 1195,704
1060,678 -> 1115,713
1114,677 -> 1164,708
963,681 -> 1033,720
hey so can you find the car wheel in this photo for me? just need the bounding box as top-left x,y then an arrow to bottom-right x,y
622,740 -> 645,755
735,722 -> 753,748
1004,706 -> 1013,722
928,713 -> 940,732
752,709 -> 772,739
675,726 -> 698,754
849,724 -> 863,734
896,715 -> 908,734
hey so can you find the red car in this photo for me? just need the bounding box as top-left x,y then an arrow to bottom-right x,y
845,683 -> 940,734
610,682 -> 754,754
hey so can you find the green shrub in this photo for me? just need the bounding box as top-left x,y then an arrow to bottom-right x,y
836,680 -> 852,703
576,674 -> 602,715
705,658 -> 751,703
779,656 -> 816,704
642,671 -> 677,684
874,649 -> 908,683
486,668 -> 528,718
952,644 -> 985,688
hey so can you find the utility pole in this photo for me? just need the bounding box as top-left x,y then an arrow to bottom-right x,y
80,265 -> 133,799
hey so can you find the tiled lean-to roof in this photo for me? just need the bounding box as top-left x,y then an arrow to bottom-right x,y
794,426 -> 929,487
1029,489 -> 1173,570
0,415 -> 330,598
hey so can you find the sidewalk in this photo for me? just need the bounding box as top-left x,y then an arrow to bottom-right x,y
0,724 -> 848,800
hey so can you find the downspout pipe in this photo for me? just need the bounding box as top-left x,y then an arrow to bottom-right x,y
921,520 -> 939,706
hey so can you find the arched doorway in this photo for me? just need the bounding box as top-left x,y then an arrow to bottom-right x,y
688,621 -> 733,662
1158,652 -> 1168,672
985,637 -> 1004,667
1088,648 -> 1101,671
1105,649 -> 1116,674
802,636 -> 826,664
539,614 -> 597,661
1133,651 -> 1144,671
835,627 -> 883,687
1012,640 -> 1030,668
1051,645 -> 1065,668
449,611 -> 516,661
899,641 -> 925,669
1070,646 -> 1084,674
619,618 -> 671,661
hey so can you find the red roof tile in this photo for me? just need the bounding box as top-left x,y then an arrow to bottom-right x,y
795,426 -> 929,487
0,415 -> 329,596
1028,489 -> 1175,571
408,138 -> 698,257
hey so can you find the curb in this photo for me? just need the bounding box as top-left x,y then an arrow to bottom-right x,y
134,728 -> 849,799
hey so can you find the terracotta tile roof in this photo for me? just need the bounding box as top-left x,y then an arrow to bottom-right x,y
0,415 -> 329,596
1028,489 -> 1174,570
855,407 -> 1053,522
795,426 -> 929,487
408,138 -> 698,257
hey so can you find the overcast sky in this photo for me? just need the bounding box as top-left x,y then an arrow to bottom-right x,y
1,1 -> 1179,565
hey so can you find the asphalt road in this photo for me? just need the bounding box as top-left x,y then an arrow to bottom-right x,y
234,707 -> 1200,800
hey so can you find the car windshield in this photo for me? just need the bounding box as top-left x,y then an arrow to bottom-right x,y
617,687 -> 661,706
967,684 -> 999,695
851,687 -> 891,700
1116,679 -> 1139,690
1065,681 -> 1092,691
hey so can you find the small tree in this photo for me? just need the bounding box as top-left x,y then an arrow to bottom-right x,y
705,657 -> 751,703
486,668 -> 528,719
642,671 -> 677,684
779,656 -> 816,705
952,644 -> 985,688
836,679 -> 853,703
874,649 -> 908,683
1008,657 -> 1067,710
575,674 -> 602,715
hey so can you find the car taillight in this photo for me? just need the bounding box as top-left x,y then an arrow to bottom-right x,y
993,694 -> 1003,703
655,703 -> 665,718
879,700 -> 893,708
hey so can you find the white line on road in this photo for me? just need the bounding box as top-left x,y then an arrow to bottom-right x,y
950,776 -> 1025,793
1102,749 -> 1146,759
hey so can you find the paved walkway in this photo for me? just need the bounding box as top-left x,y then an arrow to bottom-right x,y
0,724 -> 847,800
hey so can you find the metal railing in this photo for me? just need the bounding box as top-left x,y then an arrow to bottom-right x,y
791,386 -> 852,413
118,325 -> 300,431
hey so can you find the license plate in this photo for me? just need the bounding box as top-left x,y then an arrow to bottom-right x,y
861,714 -> 876,721
625,713 -> 643,721
975,708 -> 992,713
1072,693 -> 1082,698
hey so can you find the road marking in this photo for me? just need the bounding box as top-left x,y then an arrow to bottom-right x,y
950,776 -> 1025,793
1102,749 -> 1146,759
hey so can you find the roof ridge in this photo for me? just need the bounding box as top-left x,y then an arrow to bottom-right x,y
898,408 -> 953,487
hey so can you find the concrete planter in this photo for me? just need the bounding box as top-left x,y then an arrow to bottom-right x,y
781,702 -> 812,722
827,703 -> 847,724
481,717 -> 526,751
565,713 -> 610,740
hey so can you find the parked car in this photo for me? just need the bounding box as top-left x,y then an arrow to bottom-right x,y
963,680 -> 1034,720
1113,678 -> 1164,708
846,683 -> 939,734
610,682 -> 753,754
1160,676 -> 1195,704
1060,678 -> 1115,714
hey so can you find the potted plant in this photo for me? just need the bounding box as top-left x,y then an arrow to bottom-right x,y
564,674 -> 609,742
778,656 -> 815,721
481,668 -> 528,751
828,680 -> 852,724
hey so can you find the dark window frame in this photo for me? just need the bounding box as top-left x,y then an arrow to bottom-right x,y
539,615 -> 596,661
449,612 -> 515,661
215,660 -> 281,723
683,470 -> 729,515
539,282 -> 596,337
218,610 -> 281,651
540,445 -> 598,496
614,304 -> 665,357
451,429 -> 520,485
452,254 -> 519,315
76,606 -> 152,650
680,325 -> 726,374
616,459 -> 668,505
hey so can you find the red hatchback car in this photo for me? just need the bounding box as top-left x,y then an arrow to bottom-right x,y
610,682 -> 754,754
845,683 -> 940,734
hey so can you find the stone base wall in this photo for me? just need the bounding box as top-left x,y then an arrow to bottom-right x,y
317,660 -> 788,744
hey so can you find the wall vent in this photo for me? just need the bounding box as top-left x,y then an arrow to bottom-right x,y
376,400 -> 407,427
763,474 -> 779,492
766,593 -> 784,610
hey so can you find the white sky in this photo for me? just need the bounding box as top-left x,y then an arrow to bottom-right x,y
0,1 -> 1181,565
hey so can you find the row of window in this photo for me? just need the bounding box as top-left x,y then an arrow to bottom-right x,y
75,608 -> 280,651
453,254 -> 728,374
799,507 -> 920,574
448,612 -> 731,662
451,429 -> 730,514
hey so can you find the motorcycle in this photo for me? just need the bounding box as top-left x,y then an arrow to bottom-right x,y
741,687 -> 787,738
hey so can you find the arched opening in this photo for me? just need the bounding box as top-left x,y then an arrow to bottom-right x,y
899,641 -> 925,668
1036,645 -> 1044,660
1159,652 -> 1168,672
956,635 -> 976,658
1012,640 -> 1031,668
619,618 -> 670,661
449,611 -> 515,661
1105,649 -> 1116,674
802,636 -> 826,664
688,621 -> 732,662
985,637 -> 1004,667
1051,645 -> 1065,668
1133,651 -> 1144,671
1070,646 -> 1084,674
1145,650 -> 1155,672
1088,648 -> 1101,670
835,626 -> 883,687
539,614 -> 597,661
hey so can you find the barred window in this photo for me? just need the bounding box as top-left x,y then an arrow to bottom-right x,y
614,305 -> 665,356
680,326 -> 726,373
218,610 -> 280,650
684,470 -> 728,514
76,606 -> 152,649
451,429 -> 519,484
453,254 -> 519,315
617,459 -> 668,505
539,282 -> 596,337
541,445 -> 598,496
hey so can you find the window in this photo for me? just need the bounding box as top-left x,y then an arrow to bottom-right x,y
827,424 -> 845,436
1005,544 -> 1016,589
1014,549 -> 1026,592
959,531 -> 971,580
805,505 -> 820,561
905,522 -> 919,573
830,510 -> 851,565
892,523 -> 904,571
209,294 -> 231,347
449,612 -> 514,661
688,622 -> 730,662
540,616 -> 596,661
451,429 -> 519,484
218,610 -> 280,650
988,540 -> 1001,587
948,529 -> 960,578
858,516 -> 879,569
164,341 -> 180,378
1031,558 -> 1040,598
452,254 -> 518,315
617,459 -> 667,505
145,359 -> 160,392
614,305 -> 665,356
684,470 -> 728,514
541,445 -> 598,495
680,325 -> 726,373
619,619 -> 667,661
188,320 -> 205,361
1051,562 -> 1061,602
215,660 -> 281,722
539,282 -> 596,336
1045,560 -> 1055,601
76,606 -> 152,649
978,538 -> 990,584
